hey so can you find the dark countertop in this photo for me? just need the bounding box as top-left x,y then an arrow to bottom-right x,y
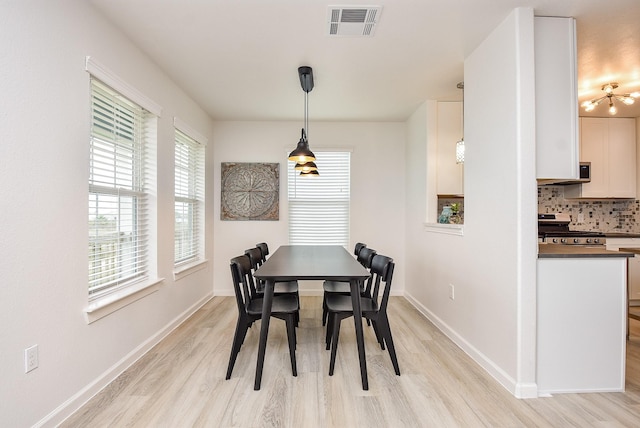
603,233 -> 640,238
538,244 -> 634,258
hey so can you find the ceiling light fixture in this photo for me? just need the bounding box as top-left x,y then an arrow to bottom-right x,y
456,82 -> 465,164
581,82 -> 640,115
288,66 -> 318,176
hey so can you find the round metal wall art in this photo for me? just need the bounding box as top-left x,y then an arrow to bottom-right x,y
221,162 -> 279,221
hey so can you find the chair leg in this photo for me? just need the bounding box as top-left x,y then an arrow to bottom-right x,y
226,317 -> 249,380
322,294 -> 328,326
325,310 -> 334,350
370,318 -> 385,350
379,316 -> 400,375
329,315 -> 342,376
285,315 -> 298,376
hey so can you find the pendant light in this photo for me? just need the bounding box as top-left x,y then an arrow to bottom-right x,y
456,82 -> 465,164
288,66 -> 318,174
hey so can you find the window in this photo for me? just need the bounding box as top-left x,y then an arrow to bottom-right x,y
174,128 -> 205,267
288,151 -> 350,246
88,78 -> 153,299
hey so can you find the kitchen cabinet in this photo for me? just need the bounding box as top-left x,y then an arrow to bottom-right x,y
537,257 -> 626,393
535,17 -> 580,181
606,237 -> 640,304
565,118 -> 636,199
436,101 -> 463,196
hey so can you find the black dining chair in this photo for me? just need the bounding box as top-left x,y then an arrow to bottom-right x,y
322,246 -> 376,326
325,254 -> 400,377
245,246 -> 300,325
245,247 -> 299,297
225,254 -> 299,380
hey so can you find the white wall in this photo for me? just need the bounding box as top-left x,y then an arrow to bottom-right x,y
211,121 -> 406,295
404,8 -> 538,397
0,1 -> 215,425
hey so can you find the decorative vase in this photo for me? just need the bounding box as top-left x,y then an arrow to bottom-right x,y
438,206 -> 453,224
449,214 -> 461,224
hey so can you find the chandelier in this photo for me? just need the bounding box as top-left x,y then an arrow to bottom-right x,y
581,82 -> 640,115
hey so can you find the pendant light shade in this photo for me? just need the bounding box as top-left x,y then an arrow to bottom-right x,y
300,170 -> 320,177
294,160 -> 318,172
456,139 -> 465,164
288,129 -> 315,163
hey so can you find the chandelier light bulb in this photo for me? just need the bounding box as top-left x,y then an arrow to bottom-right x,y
621,97 -> 635,105
603,83 -> 615,94
609,101 -> 617,115
631,91 -> 640,98
584,103 -> 595,112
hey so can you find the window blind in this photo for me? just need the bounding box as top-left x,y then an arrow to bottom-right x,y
88,78 -> 150,298
288,151 -> 350,246
174,129 -> 205,266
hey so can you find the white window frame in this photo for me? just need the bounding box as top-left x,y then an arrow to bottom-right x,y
85,57 -> 162,322
174,119 -> 206,276
287,150 -> 351,246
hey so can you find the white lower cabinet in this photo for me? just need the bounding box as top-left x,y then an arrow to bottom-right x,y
606,238 -> 640,304
537,257 -> 626,393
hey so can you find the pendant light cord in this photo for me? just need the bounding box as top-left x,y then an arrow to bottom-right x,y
304,90 -> 309,142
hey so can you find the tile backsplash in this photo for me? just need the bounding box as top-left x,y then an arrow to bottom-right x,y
538,186 -> 640,232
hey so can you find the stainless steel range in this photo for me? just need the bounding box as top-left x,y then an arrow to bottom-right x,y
538,213 -> 606,246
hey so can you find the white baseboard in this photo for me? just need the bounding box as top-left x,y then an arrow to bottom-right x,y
403,291 -> 535,398
37,293 -> 213,427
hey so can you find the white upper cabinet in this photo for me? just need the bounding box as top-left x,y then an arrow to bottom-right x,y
535,17 -> 580,180
436,102 -> 463,195
565,118 -> 636,199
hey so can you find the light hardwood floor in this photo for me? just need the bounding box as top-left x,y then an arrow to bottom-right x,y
62,297 -> 640,427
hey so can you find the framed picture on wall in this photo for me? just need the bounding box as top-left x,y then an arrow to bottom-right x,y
221,162 -> 279,221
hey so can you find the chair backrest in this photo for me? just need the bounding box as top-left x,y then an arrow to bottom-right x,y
230,255 -> 254,314
369,254 -> 395,313
244,247 -> 264,296
245,247 -> 263,268
256,242 -> 269,263
357,247 -> 376,268
357,247 -> 376,294
354,242 -> 367,256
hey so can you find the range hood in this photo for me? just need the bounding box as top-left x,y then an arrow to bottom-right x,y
537,177 -> 590,186
537,162 -> 591,186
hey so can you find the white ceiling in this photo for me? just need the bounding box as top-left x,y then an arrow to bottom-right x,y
88,0 -> 640,121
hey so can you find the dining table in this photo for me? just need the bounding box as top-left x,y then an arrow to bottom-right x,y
253,245 -> 371,390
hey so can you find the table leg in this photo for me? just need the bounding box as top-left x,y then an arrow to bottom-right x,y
254,279 -> 274,390
350,278 -> 368,390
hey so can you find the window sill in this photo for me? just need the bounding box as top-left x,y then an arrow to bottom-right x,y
423,223 -> 464,236
84,278 -> 164,324
174,259 -> 209,281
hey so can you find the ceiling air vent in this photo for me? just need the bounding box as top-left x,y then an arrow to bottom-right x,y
327,6 -> 382,36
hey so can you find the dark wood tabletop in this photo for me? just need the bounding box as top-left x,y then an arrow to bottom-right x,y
252,245 -> 371,391
254,245 -> 370,281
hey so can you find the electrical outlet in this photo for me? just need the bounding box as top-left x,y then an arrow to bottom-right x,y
25,345 -> 38,373
449,284 -> 455,300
